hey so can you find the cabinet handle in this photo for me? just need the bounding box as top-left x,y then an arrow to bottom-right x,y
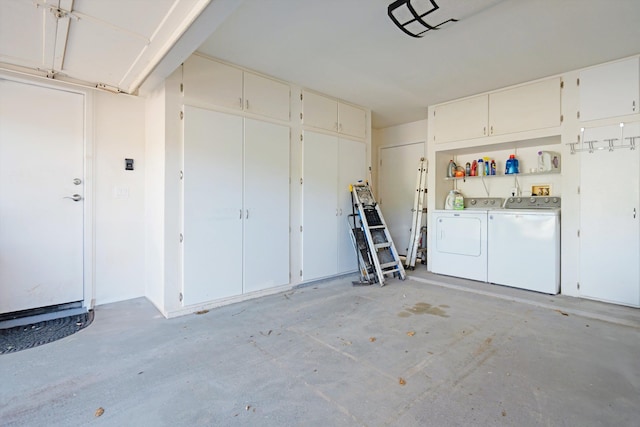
339,208 -> 343,216
239,209 -> 242,219
239,97 -> 242,107
246,99 -> 249,110
490,125 -> 494,135
634,208 -> 637,219
483,126 -> 486,135
633,100 -> 637,112
246,209 -> 249,219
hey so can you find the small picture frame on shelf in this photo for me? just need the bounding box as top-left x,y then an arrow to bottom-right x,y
531,184 -> 551,196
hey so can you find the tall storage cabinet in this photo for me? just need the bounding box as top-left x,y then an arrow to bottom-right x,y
302,131 -> 366,281
183,106 -> 290,305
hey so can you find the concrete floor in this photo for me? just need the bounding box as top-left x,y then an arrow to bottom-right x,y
1,270 -> 639,426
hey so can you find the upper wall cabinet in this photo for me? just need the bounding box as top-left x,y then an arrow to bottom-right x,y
433,94 -> 488,143
433,78 -> 562,144
489,77 -> 562,135
183,55 -> 290,121
302,90 -> 367,139
579,57 -> 640,121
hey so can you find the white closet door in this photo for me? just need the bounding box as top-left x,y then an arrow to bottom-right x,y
337,138 -> 367,273
243,119 -> 290,292
183,107 -> 243,305
379,143 -> 426,255
579,124 -> 640,307
303,131 -> 338,281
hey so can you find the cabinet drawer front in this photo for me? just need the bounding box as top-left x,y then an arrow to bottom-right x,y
338,102 -> 366,139
303,90 -> 338,131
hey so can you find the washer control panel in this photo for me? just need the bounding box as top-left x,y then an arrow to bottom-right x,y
504,196 -> 561,209
464,197 -> 504,209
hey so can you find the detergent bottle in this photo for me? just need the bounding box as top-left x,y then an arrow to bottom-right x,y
477,159 -> 484,176
447,160 -> 457,178
471,160 -> 477,176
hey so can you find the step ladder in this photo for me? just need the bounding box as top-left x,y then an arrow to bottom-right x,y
405,158 -> 427,269
350,182 -> 406,286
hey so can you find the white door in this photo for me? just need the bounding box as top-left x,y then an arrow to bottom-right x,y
337,138 -> 366,273
0,79 -> 84,314
183,106 -> 243,305
302,131 -> 338,281
243,118 -> 290,292
379,143 -> 425,255
579,124 -> 640,306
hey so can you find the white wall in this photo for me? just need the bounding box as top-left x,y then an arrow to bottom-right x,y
93,92 -> 147,304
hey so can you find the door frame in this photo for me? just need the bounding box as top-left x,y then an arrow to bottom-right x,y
1,72 -> 95,311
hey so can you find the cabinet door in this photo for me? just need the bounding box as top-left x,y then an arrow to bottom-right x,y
579,57 -> 639,121
337,138 -> 367,273
243,119 -> 290,293
489,78 -> 561,135
183,55 -> 243,111
302,131 -> 339,281
243,72 -> 290,121
303,90 -> 338,132
579,124 -> 640,307
433,95 -> 488,143
183,107 -> 243,305
338,102 -> 367,139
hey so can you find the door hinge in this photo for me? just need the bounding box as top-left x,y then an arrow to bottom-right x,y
300,225 -> 303,232
300,178 -> 303,185
300,92 -> 303,101
180,83 -> 183,93
180,110 -> 184,120
179,292 -> 183,302
577,111 -> 580,119
300,270 -> 303,277
180,233 -> 184,242
577,282 -> 580,290
179,170 -> 183,180
560,80 -> 564,89
300,134 -> 303,142
560,114 -> 564,123
577,229 -> 580,237
577,185 -> 580,194
433,110 -> 436,117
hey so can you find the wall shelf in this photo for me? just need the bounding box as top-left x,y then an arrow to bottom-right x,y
444,169 -> 560,181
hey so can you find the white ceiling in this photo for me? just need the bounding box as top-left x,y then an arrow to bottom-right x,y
2,0 -> 640,129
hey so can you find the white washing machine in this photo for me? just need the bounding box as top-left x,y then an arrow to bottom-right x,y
430,209 -> 489,282
488,197 -> 561,294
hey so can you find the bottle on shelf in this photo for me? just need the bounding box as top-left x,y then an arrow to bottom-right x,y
490,159 -> 496,175
465,162 -> 471,176
471,160 -> 477,176
447,160 -> 457,178
477,159 -> 484,177
505,154 -> 519,174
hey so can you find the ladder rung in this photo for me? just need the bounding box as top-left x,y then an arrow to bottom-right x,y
368,225 -> 386,230
380,261 -> 400,269
374,243 -> 391,249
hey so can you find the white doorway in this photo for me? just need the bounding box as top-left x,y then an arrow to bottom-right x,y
379,142 -> 426,256
0,79 -> 85,315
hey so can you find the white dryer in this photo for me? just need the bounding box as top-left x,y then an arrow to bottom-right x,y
430,210 -> 488,282
488,197 -> 561,294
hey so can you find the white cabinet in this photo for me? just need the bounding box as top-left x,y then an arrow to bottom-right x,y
183,106 -> 290,305
433,94 -> 488,143
183,55 -> 290,121
302,131 -> 366,281
579,57 -> 640,121
302,90 -> 367,139
489,78 -> 561,135
578,123 -> 640,307
433,78 -> 561,144
183,54 -> 243,111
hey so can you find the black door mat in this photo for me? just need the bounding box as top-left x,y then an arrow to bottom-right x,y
0,310 -> 94,354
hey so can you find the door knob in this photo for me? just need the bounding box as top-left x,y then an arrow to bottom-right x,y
64,194 -> 82,202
